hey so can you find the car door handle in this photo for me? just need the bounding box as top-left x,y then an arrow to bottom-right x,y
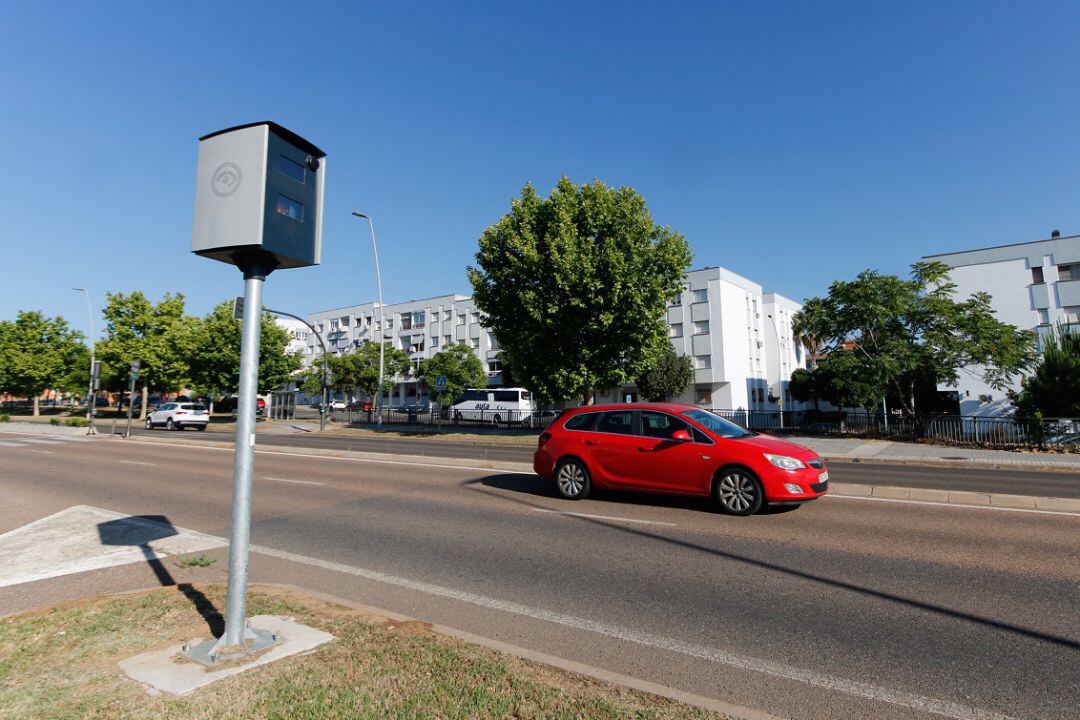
584,439 -> 599,446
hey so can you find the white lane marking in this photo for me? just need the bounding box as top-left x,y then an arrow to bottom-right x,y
532,508 -> 676,527
250,542 -> 1015,720
29,450 -> 54,455
131,438 -> 536,475
827,494 -> 1080,518
45,436 -> 92,442
118,460 -> 157,467
15,438 -> 62,445
0,442 -> 29,447
263,476 -> 325,487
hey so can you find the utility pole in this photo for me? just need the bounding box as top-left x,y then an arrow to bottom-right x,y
352,212 -> 385,426
263,306 -> 330,431
72,288 -> 97,435
125,360 -> 139,437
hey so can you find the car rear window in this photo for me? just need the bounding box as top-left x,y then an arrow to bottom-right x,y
180,404 -> 206,411
564,412 -> 598,431
596,411 -> 634,435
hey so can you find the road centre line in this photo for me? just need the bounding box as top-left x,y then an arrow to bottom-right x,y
14,438 -> 62,445
249,541 -> 1014,720
117,460 -> 156,467
826,494 -> 1080,518
0,442 -> 28,447
532,508 -> 676,527
263,476 -> 325,486
29,450 -> 54,455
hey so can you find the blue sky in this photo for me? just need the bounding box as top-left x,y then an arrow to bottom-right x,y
2,1 -> 1079,338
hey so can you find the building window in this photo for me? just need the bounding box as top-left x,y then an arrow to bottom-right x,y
445,335 -> 452,346
386,318 -> 394,329
401,314 -> 412,330
693,321 -> 709,335
329,320 -> 339,331
487,359 -> 501,376
669,323 -> 683,338
431,336 -> 439,348
695,387 -> 711,405
457,313 -> 466,325
1037,309 -> 1049,325
1058,264 -> 1080,281
670,292 -> 682,307
444,309 -> 452,321
1032,266 -> 1045,284
413,311 -> 426,328
693,355 -> 711,369
410,336 -> 425,353
470,338 -> 480,349
692,289 -> 708,303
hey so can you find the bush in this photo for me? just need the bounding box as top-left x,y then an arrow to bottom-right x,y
64,417 -> 90,427
49,418 -> 61,426
0,414 -> 9,422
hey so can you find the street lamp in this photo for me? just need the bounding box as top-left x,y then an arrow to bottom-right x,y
351,212 -> 386,426
766,312 -> 784,430
72,288 -> 96,435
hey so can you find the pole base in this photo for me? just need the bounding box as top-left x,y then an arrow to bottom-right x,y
181,626 -> 284,667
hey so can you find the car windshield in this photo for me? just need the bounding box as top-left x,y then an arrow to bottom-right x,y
681,409 -> 755,439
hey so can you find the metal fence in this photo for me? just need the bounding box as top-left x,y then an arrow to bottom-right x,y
331,407 -> 561,430
711,409 -> 1080,451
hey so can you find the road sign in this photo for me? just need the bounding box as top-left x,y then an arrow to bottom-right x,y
434,375 -> 448,391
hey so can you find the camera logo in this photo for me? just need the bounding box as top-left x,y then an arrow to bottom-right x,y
211,162 -> 243,198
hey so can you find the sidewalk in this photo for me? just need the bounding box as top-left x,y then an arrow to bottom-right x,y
792,436 -> 1080,471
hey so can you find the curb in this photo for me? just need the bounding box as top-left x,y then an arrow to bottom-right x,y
822,454 -> 1080,474
0,422 -> 96,437
830,482 -> 1080,513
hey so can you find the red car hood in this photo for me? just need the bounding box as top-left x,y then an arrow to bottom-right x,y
732,433 -> 818,460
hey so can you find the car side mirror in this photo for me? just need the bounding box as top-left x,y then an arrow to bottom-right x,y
671,429 -> 692,442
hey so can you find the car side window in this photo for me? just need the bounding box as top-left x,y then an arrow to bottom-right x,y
596,411 -> 634,435
640,411 -> 692,440
564,413 -> 598,431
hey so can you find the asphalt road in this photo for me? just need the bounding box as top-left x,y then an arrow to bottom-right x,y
2,432 -> 1077,720
132,425 -> 1080,498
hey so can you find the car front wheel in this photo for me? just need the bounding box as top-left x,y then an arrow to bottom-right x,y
166,419 -> 175,431
714,469 -> 764,516
145,418 -> 153,430
554,458 -> 591,500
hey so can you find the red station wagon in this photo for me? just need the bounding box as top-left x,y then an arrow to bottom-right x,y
534,403 -> 829,516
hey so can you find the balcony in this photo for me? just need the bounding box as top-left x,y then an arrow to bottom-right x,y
1057,278 -> 1080,307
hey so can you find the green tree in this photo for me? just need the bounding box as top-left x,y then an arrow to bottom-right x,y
468,177 -> 692,404
794,262 -> 1036,414
0,311 -> 87,415
188,302 -> 303,408
96,292 -> 195,419
635,343 -> 693,402
303,342 -> 411,402
1011,326 -> 1080,418
418,342 -> 487,407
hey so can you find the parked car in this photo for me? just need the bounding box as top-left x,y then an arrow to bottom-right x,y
533,403 -> 828,516
345,400 -> 375,412
145,402 -> 209,431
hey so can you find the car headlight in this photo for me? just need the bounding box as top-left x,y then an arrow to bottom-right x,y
764,453 -> 806,471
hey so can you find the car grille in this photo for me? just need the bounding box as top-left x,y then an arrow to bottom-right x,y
810,480 -> 828,493
807,458 -> 824,469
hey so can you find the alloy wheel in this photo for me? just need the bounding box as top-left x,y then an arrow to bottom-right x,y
557,462 -> 586,498
718,471 -> 758,513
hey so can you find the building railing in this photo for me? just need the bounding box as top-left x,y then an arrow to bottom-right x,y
332,407 -> 560,430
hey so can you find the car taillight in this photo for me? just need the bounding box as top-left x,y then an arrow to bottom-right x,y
175,411 -> 187,415
538,432 -> 551,448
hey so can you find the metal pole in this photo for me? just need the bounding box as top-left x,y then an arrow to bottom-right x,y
124,370 -> 136,437
352,212 -> 385,426
72,288 -> 96,435
221,266 -> 266,648
262,307 -> 328,431
767,313 -> 783,430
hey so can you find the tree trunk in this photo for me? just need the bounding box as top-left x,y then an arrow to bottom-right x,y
139,384 -> 148,420
582,389 -> 595,406
32,395 -> 39,417
209,398 -> 215,415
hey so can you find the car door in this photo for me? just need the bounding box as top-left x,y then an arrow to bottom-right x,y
637,411 -> 709,494
586,410 -> 649,488
151,403 -> 170,425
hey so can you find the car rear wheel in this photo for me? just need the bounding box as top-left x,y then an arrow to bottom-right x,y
166,418 -> 176,431
554,458 -> 591,500
714,469 -> 763,516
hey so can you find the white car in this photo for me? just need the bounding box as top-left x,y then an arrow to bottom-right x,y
145,402 -> 209,431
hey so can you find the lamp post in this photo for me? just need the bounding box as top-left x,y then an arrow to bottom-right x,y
263,306 -> 330,431
351,212 -> 385,426
766,312 -> 784,430
72,288 -> 96,435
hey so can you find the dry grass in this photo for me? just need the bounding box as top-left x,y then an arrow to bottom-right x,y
0,585 -> 730,720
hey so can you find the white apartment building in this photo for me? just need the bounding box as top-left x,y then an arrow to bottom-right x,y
299,266 -> 805,410
275,317 -> 312,357
923,230 -> 1080,416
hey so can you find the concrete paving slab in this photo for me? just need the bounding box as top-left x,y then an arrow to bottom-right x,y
906,488 -> 951,502
1034,496 -> 1080,511
988,494 -> 1037,509
119,614 -> 334,696
871,486 -> 911,499
0,505 -> 226,588
946,491 -> 992,505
